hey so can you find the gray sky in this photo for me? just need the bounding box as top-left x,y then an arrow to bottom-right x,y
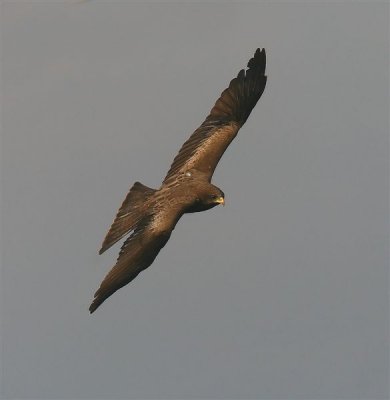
1,1 -> 388,399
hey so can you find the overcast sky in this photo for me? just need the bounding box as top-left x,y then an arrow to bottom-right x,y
1,1 -> 389,399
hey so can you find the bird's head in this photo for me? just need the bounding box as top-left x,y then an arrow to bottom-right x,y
205,186 -> 225,207
189,183 -> 225,212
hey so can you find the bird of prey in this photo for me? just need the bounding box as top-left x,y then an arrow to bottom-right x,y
89,48 -> 267,313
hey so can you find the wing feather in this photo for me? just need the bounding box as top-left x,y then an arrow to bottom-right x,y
163,48 -> 267,183
90,209 -> 180,313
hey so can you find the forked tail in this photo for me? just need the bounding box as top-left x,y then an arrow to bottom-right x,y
99,182 -> 156,254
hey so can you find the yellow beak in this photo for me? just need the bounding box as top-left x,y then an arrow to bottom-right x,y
215,196 -> 225,206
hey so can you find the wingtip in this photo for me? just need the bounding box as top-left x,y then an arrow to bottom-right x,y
247,47 -> 266,71
255,47 -> 266,56
99,241 -> 110,255
89,299 -> 99,314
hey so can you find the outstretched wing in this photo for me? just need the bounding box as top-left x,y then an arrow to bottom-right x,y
89,211 -> 179,313
163,48 -> 267,184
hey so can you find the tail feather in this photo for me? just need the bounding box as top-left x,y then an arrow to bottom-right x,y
99,182 -> 156,254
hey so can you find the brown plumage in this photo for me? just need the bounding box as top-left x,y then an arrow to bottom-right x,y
89,48 -> 267,313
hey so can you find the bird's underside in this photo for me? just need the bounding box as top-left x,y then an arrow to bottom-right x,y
89,48 -> 267,313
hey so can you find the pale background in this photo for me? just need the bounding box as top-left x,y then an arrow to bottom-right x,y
1,1 -> 389,399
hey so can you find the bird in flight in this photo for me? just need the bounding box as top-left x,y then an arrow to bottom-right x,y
89,48 -> 267,313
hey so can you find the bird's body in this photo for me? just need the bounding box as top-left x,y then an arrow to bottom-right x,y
89,48 -> 267,313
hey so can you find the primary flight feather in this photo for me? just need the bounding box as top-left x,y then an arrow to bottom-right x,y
89,48 -> 267,313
